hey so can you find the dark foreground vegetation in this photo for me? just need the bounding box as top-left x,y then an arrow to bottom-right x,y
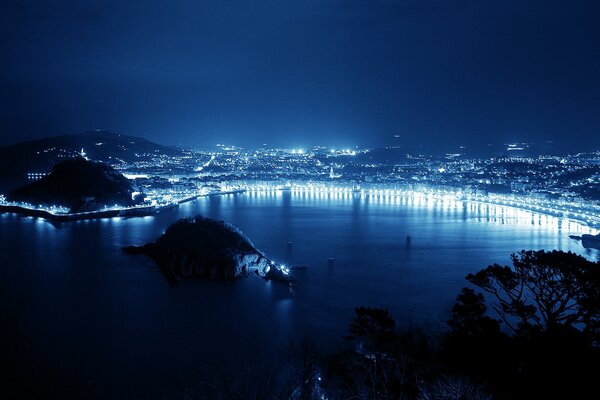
171,249 -> 599,400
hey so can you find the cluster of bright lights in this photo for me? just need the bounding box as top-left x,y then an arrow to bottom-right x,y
239,183 -> 600,231
4,178 -> 599,231
266,261 -> 290,275
5,157 -> 600,234
0,199 -> 70,214
329,149 -> 357,156
26,172 -> 48,179
123,173 -> 149,179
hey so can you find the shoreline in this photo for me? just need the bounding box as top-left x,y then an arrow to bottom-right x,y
0,189 -> 247,222
0,204 -> 122,221
1,188 -> 598,233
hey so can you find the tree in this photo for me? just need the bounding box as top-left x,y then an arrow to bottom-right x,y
443,288 -> 509,390
443,251 -> 600,398
343,307 -> 398,399
285,337 -> 322,400
466,250 -> 600,342
346,307 -> 397,356
447,288 -> 501,337
417,376 -> 491,400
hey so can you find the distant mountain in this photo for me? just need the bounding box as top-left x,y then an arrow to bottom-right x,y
8,158 -> 142,213
0,130 -> 183,191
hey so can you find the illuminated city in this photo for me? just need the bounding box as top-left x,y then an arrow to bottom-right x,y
2,1 -> 600,399
2,142 -> 600,232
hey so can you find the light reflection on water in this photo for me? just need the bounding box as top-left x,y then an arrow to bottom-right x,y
239,190 -> 597,234
1,191 -> 598,397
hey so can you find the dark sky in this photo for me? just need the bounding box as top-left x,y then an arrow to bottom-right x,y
1,0 -> 599,150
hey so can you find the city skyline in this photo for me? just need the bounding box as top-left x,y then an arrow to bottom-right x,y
1,130 -> 599,232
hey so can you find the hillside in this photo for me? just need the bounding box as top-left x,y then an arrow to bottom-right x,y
0,130 -> 183,191
8,158 -> 142,213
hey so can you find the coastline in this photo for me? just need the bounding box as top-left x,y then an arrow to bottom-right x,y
459,196 -> 600,233
0,204 -> 122,221
1,187 -> 598,234
0,189 -> 247,222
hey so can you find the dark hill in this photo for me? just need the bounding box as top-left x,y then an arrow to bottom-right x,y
123,216 -> 293,286
0,130 -> 183,191
9,158 -> 141,213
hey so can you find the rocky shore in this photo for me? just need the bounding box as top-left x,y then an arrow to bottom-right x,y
123,215 -> 294,285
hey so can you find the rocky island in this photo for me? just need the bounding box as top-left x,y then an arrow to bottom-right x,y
8,158 -> 142,213
123,215 -> 294,285
570,233 -> 600,250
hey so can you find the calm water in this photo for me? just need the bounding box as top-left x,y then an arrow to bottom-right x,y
1,191 -> 598,398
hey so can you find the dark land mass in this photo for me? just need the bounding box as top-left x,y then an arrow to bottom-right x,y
123,215 -> 292,286
582,233 -> 600,249
570,233 -> 600,250
0,130 -> 183,191
8,158 -> 141,213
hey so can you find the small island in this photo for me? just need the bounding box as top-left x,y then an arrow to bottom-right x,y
123,215 -> 294,285
570,232 -> 600,250
8,158 -> 142,213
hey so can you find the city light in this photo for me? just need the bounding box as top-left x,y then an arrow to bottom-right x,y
1,144 -> 599,231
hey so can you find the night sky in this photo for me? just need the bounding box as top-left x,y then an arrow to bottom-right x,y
1,0 -> 599,150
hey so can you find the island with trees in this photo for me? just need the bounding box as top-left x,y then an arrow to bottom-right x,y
123,215 -> 294,285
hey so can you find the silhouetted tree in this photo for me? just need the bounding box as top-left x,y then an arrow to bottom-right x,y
417,376 -> 491,400
346,307 -> 397,355
284,337 -> 322,400
466,250 -> 600,342
444,250 -> 600,399
443,288 -> 510,394
325,307 -> 398,399
447,288 -> 501,337
339,307 -> 439,399
386,324 -> 438,399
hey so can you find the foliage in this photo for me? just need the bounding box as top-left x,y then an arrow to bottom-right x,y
154,250 -> 599,399
444,250 -> 600,399
124,216 -> 260,284
346,307 -> 397,355
466,250 -> 600,342
416,376 -> 492,400
322,307 -> 441,400
447,288 -> 501,337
